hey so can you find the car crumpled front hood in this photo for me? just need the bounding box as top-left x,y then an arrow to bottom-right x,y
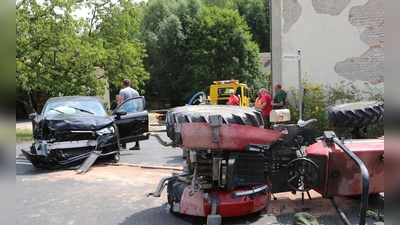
42,114 -> 114,131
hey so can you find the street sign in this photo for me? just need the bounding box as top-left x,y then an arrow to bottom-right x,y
283,54 -> 300,60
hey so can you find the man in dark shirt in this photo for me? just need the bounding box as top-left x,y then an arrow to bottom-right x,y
272,82 -> 287,109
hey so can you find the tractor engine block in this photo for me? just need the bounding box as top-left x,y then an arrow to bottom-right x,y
188,150 -> 266,191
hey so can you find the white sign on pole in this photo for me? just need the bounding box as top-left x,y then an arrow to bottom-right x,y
283,54 -> 300,60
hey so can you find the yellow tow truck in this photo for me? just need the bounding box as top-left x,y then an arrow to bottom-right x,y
155,79 -> 252,125
208,79 -> 252,106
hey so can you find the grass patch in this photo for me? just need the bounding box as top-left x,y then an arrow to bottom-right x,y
16,129 -> 33,142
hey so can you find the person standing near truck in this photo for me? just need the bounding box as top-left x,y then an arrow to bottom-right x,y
271,82 -> 287,109
259,88 -> 272,129
118,78 -> 141,150
254,91 -> 262,109
228,89 -> 239,106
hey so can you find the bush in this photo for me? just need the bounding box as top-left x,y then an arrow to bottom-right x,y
286,78 -> 384,138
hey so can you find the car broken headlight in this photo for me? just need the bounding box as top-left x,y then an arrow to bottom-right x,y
96,126 -> 115,135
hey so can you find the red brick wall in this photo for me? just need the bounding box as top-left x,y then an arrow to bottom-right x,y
334,0 -> 384,84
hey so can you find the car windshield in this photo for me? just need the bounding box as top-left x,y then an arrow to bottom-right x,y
218,87 -> 234,96
42,98 -> 107,116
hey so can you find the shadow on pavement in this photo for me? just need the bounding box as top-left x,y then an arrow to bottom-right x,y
165,155 -> 185,166
118,204 -> 204,225
16,163 -> 64,176
118,204 -> 272,225
16,159 -> 112,176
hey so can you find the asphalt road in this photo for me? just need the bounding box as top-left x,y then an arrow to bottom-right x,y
16,129 -> 384,225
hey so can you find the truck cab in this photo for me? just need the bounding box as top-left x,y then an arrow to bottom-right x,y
209,80 -> 251,106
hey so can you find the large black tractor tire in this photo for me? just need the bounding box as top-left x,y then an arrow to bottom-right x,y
165,105 -> 264,142
328,101 -> 384,128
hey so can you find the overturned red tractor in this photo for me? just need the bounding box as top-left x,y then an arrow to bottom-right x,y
147,101 -> 384,225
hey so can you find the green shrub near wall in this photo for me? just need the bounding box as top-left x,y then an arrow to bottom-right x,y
285,78 -> 384,138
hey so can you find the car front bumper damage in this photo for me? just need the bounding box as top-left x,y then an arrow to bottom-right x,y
21,134 -> 119,169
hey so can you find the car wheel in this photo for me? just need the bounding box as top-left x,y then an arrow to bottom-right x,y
328,101 -> 384,128
165,105 -> 264,142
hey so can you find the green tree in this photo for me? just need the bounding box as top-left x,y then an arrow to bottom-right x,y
140,1 -> 263,104
201,0 -> 236,9
183,6 -> 263,99
139,0 -> 201,104
202,0 -> 271,52
242,0 -> 270,52
86,0 -> 150,93
16,0 -> 106,113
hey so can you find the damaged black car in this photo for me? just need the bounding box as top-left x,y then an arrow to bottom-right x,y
21,96 -> 149,169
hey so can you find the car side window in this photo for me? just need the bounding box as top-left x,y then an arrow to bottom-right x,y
116,97 -> 144,114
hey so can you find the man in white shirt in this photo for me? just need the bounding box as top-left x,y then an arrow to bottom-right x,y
118,79 -> 141,150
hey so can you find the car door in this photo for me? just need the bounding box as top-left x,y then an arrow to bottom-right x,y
112,96 -> 149,144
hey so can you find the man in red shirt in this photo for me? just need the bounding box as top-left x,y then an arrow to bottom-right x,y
228,89 -> 239,106
259,88 -> 272,129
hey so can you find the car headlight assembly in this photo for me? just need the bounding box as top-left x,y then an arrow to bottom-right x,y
96,126 -> 115,135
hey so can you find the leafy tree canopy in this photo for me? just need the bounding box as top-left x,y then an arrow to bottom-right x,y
86,0 -> 150,93
183,6 -> 263,99
16,0 -> 149,113
140,0 -> 263,104
16,0 -> 269,112
201,0 -> 270,52
16,0 -> 106,113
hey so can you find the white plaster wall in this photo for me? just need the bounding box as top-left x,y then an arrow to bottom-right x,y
281,0 -> 371,89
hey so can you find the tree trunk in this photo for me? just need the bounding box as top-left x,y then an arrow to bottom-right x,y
18,92 -> 36,115
31,91 -> 49,114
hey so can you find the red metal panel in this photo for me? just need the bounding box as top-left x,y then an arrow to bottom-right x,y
180,187 -> 206,216
180,122 -> 286,150
305,141 -> 330,196
179,184 -> 271,217
308,138 -> 384,197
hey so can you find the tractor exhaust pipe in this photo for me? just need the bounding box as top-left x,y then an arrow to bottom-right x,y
146,132 -> 174,147
146,176 -> 173,197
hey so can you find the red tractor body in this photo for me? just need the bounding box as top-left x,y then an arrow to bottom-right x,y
179,183 -> 271,217
307,137 -> 384,197
180,122 -> 286,150
147,102 -> 384,225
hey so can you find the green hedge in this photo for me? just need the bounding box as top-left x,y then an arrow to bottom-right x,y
286,78 -> 384,138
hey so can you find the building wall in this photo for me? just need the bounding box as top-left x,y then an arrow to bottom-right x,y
93,67 -> 111,108
259,52 -> 271,73
271,0 -> 384,93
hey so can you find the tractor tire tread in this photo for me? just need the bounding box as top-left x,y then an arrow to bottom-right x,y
327,101 -> 384,128
165,105 -> 264,142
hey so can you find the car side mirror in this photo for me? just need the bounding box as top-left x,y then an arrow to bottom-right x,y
114,110 -> 127,120
29,113 -> 37,120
